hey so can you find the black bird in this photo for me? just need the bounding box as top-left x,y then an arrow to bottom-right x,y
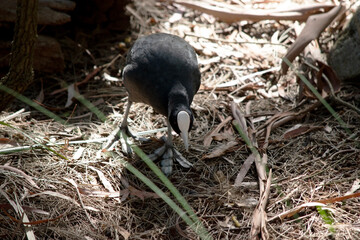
104,33 -> 201,175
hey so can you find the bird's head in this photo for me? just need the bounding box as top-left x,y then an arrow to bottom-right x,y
168,108 -> 194,151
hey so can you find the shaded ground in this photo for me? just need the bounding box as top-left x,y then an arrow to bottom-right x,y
1,0 -> 360,239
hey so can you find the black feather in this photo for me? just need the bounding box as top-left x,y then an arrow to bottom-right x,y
123,33 -> 200,133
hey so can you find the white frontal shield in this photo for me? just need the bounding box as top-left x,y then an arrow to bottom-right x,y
177,111 -> 190,151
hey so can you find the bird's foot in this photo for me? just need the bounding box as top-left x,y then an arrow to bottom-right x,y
148,139 -> 192,176
103,126 -> 148,155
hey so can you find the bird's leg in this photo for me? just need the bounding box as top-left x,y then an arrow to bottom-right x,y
103,101 -> 134,153
160,123 -> 174,175
149,120 -> 192,176
120,101 -> 150,142
120,101 -> 135,138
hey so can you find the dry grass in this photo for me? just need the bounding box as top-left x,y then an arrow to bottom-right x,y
1,0 -> 360,239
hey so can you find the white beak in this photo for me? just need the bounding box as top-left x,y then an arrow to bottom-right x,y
177,111 -> 190,151
180,131 -> 189,151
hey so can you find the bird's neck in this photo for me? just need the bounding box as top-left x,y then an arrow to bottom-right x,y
168,85 -> 190,115
167,87 -> 192,134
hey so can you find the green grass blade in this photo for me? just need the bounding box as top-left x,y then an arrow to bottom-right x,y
74,92 -> 107,122
0,84 -> 66,124
108,150 -> 212,240
316,206 -> 335,234
282,58 -> 351,135
0,121 -> 68,160
233,122 -> 259,156
131,145 -> 213,240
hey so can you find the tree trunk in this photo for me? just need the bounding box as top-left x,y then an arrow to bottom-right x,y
0,0 -> 38,111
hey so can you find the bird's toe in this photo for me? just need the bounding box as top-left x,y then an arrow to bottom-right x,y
102,126 -> 121,150
148,145 -> 167,161
148,143 -> 192,175
103,125 -> 135,155
173,148 -> 193,168
120,125 -> 135,139
161,148 -> 174,176
119,135 -> 133,155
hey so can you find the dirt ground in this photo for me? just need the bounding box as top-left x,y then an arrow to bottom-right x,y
1,0 -> 360,239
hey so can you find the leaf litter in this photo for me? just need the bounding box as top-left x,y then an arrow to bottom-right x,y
0,0 -> 360,239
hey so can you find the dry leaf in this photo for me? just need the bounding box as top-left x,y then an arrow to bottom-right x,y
214,170 -> 227,184
174,1 -> 335,23
89,166 -> 115,193
231,102 -> 248,139
284,125 -> 308,139
117,226 -> 130,240
29,191 -> 80,207
324,125 -> 332,133
250,169 -> 272,240
217,67 -> 279,88
0,204 -> 50,215
78,188 -> 120,198
345,179 -> 360,196
315,60 -> 341,95
212,133 -> 234,142
35,79 -> 44,103
271,192 -> 360,222
203,116 -> 232,146
282,5 -> 344,74
72,146 -> 85,160
65,83 -> 77,108
203,141 -> 238,159
234,153 -> 256,187
0,138 -> 20,149
169,12 -> 183,23
103,72 -> 120,82
283,124 -> 322,139
0,165 -> 39,189
129,186 -> 159,201
234,198 -> 258,208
